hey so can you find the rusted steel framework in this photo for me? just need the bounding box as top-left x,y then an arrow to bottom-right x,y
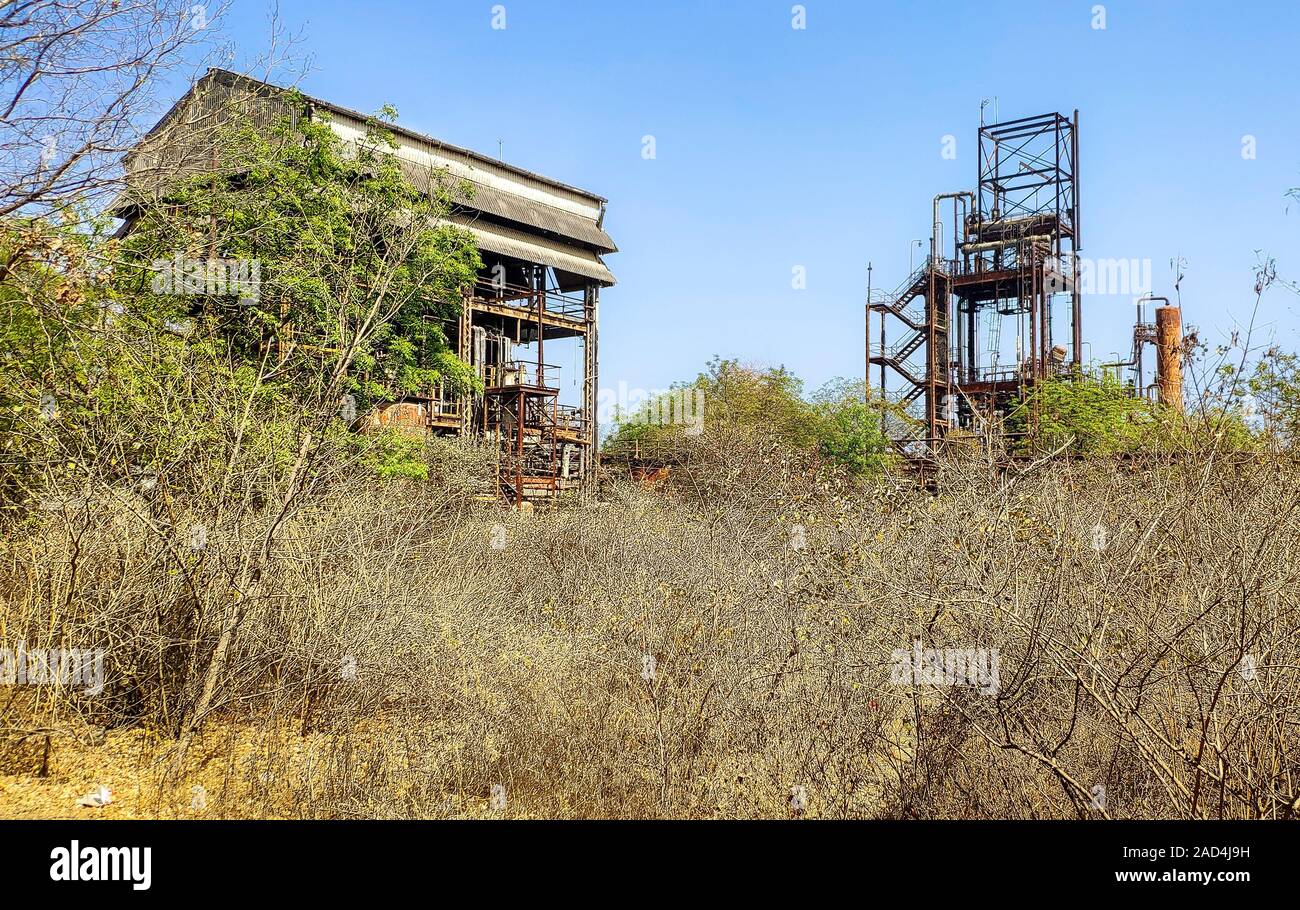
433,261 -> 598,505
1106,294 -> 1184,411
484,372 -> 561,506
870,110 -> 1081,454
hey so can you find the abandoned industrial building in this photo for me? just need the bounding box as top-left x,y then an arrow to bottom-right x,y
868,109 -> 1184,459
112,68 -> 616,504
869,111 -> 1084,454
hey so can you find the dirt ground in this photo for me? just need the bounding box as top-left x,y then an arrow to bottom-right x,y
0,723 -> 321,819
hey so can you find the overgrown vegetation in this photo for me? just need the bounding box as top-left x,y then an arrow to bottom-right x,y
1005,368 -> 1262,456
1,84 -> 481,762
604,357 -> 890,477
5,428 -> 1299,819
1006,370 -> 1160,453
2,8 -> 1299,823
6,199 -> 1300,818
117,95 -> 482,412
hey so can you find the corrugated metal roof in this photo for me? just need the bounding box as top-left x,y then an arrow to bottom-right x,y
396,158 -> 616,253
450,216 -> 615,287
122,69 -> 618,271
136,70 -> 611,204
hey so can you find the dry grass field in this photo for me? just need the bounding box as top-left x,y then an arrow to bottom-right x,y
4,429 -> 1297,819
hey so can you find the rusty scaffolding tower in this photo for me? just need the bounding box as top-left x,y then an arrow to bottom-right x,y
478,265 -> 568,505
870,110 -> 1081,455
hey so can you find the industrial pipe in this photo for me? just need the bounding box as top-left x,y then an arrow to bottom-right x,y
959,233 -> 1053,255
931,192 -> 974,263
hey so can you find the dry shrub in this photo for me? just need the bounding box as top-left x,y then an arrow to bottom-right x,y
2,432 -> 1297,818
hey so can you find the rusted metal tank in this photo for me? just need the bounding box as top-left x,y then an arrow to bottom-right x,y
1155,305 -> 1183,411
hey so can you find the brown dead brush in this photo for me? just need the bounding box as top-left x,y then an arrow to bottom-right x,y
2,432 -> 1297,819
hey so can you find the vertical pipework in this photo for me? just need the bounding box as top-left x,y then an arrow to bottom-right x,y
866,263 -> 873,407
583,281 -> 599,493
535,265 -> 545,372
1155,304 -> 1183,411
1071,109 -> 1082,368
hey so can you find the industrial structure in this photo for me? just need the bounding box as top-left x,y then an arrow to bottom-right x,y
114,69 -> 616,504
1105,294 -> 1185,411
869,111 -> 1082,453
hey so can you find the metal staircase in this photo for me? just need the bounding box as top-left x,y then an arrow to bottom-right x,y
869,260 -> 950,452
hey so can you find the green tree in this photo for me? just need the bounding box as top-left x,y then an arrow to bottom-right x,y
604,359 -> 887,476
809,377 -> 889,476
1247,347 -> 1300,446
1006,370 -> 1156,454
118,93 -> 482,413
0,88 -> 483,752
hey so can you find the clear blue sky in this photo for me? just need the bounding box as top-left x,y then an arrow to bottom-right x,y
202,0 -> 1300,398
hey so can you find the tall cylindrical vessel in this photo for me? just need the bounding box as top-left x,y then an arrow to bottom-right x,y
1155,305 -> 1183,411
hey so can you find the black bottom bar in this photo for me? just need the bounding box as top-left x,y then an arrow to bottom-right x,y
0,819 -> 1280,895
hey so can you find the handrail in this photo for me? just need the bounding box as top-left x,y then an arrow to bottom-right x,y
470,278 -> 586,321
554,404 -> 587,432
485,359 -> 561,390
873,329 -> 927,361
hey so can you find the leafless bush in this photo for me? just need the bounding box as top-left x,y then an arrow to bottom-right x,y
0,0 -> 233,216
2,433 -> 1297,818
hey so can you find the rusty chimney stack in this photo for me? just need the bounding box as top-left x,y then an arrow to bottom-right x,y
1155,304 -> 1183,411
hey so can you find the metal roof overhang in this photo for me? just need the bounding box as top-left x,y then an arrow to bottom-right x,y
448,216 -> 616,288
398,159 -> 616,253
